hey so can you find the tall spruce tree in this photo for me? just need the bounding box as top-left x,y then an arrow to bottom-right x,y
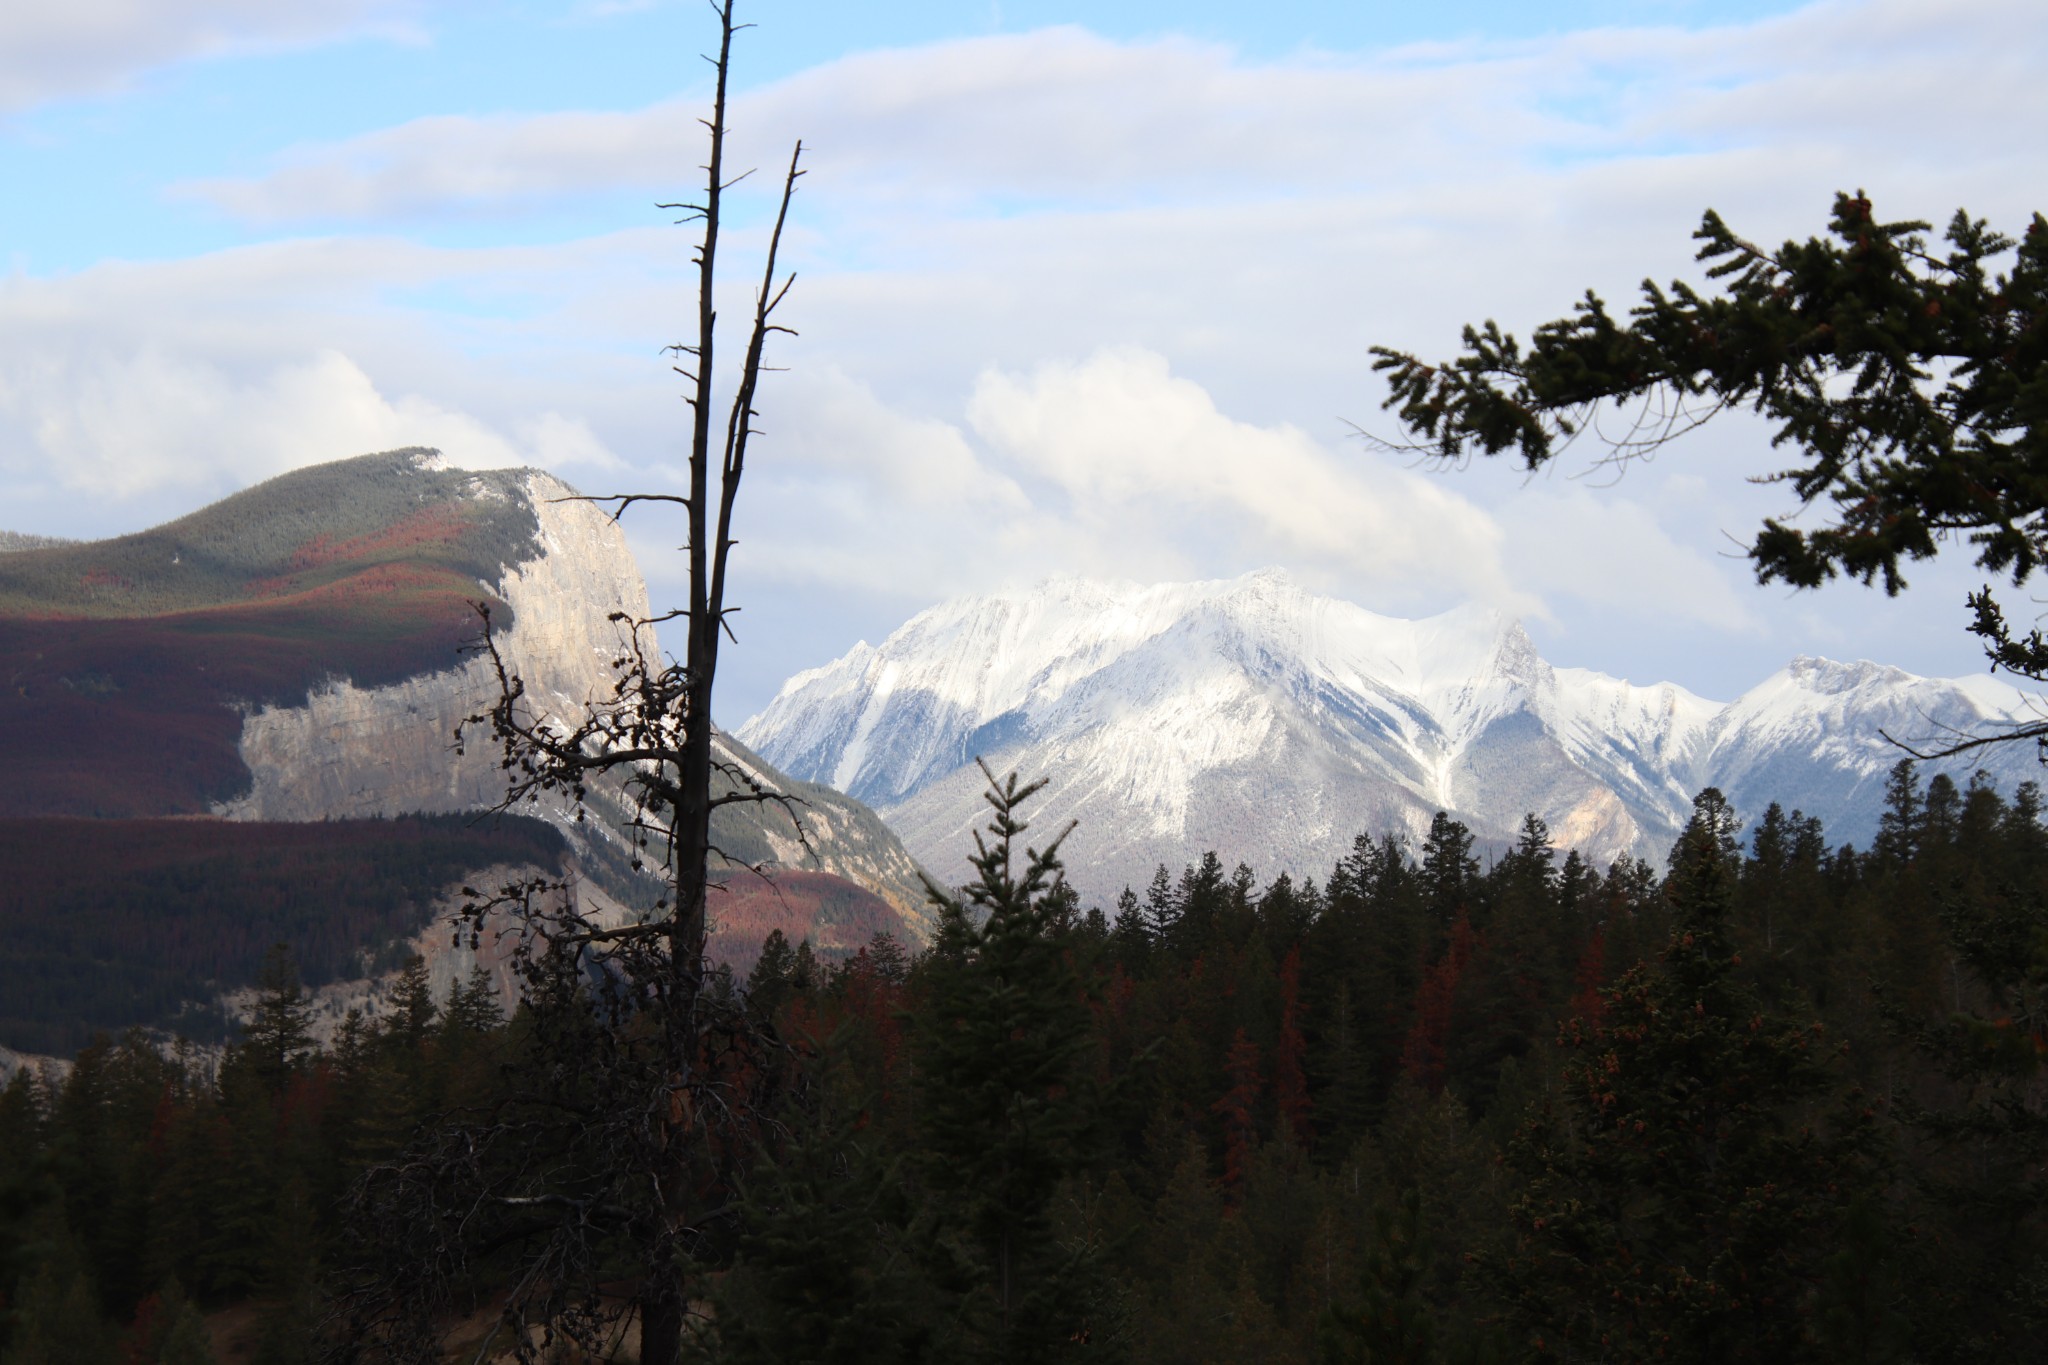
909,764 -> 1105,1361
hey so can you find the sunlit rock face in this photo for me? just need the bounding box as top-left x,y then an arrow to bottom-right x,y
221,470 -> 645,823
740,570 -> 2045,905
214,461 -> 932,934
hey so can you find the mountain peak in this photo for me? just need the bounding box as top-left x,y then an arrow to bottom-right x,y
1783,654 -> 1914,694
741,576 -> 2048,903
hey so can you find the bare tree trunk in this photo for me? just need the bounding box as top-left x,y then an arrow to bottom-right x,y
345,6 -> 804,1362
642,6 -> 803,1359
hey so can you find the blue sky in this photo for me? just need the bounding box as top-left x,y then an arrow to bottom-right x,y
3,0 -> 2043,722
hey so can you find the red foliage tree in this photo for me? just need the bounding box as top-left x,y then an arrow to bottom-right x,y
1569,926 -> 1608,1025
1213,1027 -> 1263,1200
1273,944 -> 1313,1146
1400,912 -> 1479,1093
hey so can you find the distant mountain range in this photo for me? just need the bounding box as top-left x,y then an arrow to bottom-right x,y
738,570 -> 2045,904
0,450 -> 929,1057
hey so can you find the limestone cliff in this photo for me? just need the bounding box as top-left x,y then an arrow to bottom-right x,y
221,469 -> 645,823
215,459 -> 932,935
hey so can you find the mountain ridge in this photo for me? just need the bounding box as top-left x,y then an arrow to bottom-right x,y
738,569 -> 2041,903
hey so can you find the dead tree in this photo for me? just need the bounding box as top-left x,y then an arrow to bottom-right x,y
327,5 -> 805,1362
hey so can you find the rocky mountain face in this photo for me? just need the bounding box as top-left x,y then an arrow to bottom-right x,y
217,462 -> 637,821
0,449 -> 931,1055
201,454 -> 928,928
0,454 -> 929,1064
738,570 -> 2043,904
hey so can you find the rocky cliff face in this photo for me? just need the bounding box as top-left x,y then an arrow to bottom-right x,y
213,460 -> 932,934
712,733 -> 938,938
221,469 -> 645,823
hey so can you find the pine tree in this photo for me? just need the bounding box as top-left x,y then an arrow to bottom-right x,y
1111,887 -> 1152,971
1317,1189 -> 1436,1365
717,1084 -> 934,1365
1371,196 -> 2048,742
1142,866 -> 1177,947
389,955 -> 438,1050
1419,815 -> 1479,939
791,938 -> 820,995
238,945 -> 313,1097
118,1283 -> 218,1365
1274,945 -> 1314,1148
1214,1029 -> 1263,1200
1,1205 -> 111,1365
442,963 -> 503,1037
908,765 -> 1103,1361
1885,776 -> 2048,1361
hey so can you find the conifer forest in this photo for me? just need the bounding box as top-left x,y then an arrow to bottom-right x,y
9,761 -> 2048,1362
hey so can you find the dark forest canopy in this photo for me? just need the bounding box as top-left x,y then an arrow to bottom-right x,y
0,813 -> 565,1056
8,766 -> 2048,1361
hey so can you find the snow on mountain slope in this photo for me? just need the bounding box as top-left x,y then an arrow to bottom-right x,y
1696,656 -> 2042,843
742,572 -> 1697,900
738,570 -> 2047,902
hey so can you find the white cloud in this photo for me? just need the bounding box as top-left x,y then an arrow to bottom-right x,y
177,22 -> 1555,223
177,0 -> 2046,227
1,344 -> 553,497
963,348 -> 1532,614
1503,487 -> 1760,633
0,0 -> 428,113
0,244 -> 631,514
715,349 -> 1550,627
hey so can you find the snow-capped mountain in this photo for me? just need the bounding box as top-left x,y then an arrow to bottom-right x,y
737,570 -> 2044,903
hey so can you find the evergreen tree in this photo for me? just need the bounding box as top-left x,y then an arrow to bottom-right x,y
1418,815 -> 1479,939
389,955 -> 437,1050
238,945 -> 313,1097
717,1082 -> 934,1365
745,928 -> 798,1018
442,963 -> 503,1037
1372,195 -> 2048,739
1111,887 -> 1152,972
118,1283 -> 218,1365
909,765 -> 1104,1361
1888,789 -> 2048,1361
1318,1189 -> 1435,1365
1,1205 -> 111,1365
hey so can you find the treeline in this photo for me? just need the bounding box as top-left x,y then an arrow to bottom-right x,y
6,763 -> 2047,1361
0,814 -> 564,1055
716,764 -> 2048,1363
